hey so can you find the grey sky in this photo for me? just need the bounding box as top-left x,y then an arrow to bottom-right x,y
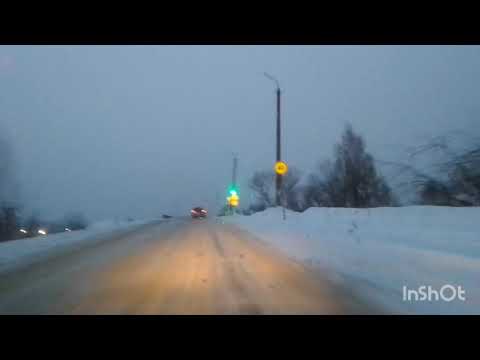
1,45 -> 479,221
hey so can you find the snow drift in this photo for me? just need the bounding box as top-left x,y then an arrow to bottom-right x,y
227,206 -> 480,314
0,218 -> 156,274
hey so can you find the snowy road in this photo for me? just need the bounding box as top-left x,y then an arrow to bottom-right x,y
0,219 -> 381,315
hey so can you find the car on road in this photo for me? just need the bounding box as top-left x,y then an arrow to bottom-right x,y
191,207 -> 207,219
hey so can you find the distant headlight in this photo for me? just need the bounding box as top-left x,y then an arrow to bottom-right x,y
38,229 -> 47,235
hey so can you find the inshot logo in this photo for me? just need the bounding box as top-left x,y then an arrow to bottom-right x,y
402,285 -> 466,302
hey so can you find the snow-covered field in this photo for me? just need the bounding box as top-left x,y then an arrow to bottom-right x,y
226,206 -> 480,314
0,219 -> 156,274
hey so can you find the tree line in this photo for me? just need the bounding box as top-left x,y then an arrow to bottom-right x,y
0,135 -> 88,242
0,207 -> 88,242
239,124 -> 480,216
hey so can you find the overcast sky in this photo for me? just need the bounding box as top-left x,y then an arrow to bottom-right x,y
1,45 -> 479,221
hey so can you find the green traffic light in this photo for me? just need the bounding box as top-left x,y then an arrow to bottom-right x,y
228,184 -> 239,196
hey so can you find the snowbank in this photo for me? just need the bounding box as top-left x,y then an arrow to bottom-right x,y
0,218 -> 156,274
227,206 -> 480,314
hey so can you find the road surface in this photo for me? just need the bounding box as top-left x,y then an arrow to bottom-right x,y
0,219 -> 382,314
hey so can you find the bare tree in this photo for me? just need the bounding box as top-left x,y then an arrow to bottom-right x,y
380,132 -> 480,206
444,146 -> 480,205
248,167 -> 304,213
248,170 -> 275,208
305,124 -> 395,209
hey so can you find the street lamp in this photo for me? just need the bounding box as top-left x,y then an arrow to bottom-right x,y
264,72 -> 282,207
264,72 -> 280,89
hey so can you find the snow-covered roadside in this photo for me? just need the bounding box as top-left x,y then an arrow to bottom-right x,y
225,206 -> 480,314
0,219 -> 157,274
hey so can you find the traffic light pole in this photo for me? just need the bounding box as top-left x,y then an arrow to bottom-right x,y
232,155 -> 238,191
231,155 -> 238,215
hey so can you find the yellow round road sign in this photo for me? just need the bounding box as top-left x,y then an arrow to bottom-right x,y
275,161 -> 288,175
227,194 -> 240,207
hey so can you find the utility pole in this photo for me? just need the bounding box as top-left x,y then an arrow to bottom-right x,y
275,86 -> 282,207
265,73 -> 282,207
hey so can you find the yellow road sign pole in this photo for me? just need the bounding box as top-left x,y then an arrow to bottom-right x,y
274,161 -> 288,220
